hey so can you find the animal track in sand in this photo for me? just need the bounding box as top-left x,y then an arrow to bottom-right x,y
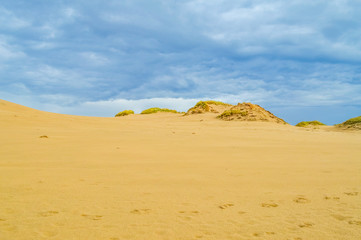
344,192 -> 358,196
178,210 -> 199,214
130,209 -> 151,214
293,196 -> 310,203
298,222 -> 314,228
38,211 -> 59,217
348,220 -> 361,225
39,135 -> 48,138
324,196 -> 340,200
331,214 -> 352,221
81,214 -> 103,220
218,203 -> 234,209
253,231 -> 275,237
261,202 -> 278,208
40,230 -> 58,237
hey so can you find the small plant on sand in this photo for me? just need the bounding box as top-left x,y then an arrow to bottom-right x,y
141,108 -> 179,114
115,110 -> 134,117
217,109 -> 248,118
296,121 -> 326,127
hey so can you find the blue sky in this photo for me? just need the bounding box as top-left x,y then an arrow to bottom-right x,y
1,0 -> 360,124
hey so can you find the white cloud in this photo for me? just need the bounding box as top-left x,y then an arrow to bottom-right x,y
0,7 -> 29,29
80,52 -> 110,66
0,39 -> 25,60
25,65 -> 95,88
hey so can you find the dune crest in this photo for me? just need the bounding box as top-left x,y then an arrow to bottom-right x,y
1,99 -> 361,240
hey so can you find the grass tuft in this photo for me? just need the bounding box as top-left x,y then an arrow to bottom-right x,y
115,110 -> 134,117
141,108 -> 179,114
341,116 -> 361,125
188,100 -> 231,114
217,109 -> 248,118
296,121 -> 326,127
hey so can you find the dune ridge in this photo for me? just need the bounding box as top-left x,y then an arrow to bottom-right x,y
1,99 -> 361,240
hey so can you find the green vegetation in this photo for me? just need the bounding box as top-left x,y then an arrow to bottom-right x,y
188,100 -> 232,114
341,116 -> 361,125
193,101 -> 210,111
217,109 -> 248,118
296,120 -> 326,127
115,110 -> 134,117
201,100 -> 231,106
141,107 -> 179,114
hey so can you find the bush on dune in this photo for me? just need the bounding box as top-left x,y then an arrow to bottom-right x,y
141,108 -> 179,114
217,109 -> 248,118
187,100 -> 232,114
336,116 -> 361,129
296,121 -> 326,127
115,110 -> 134,117
341,116 -> 361,125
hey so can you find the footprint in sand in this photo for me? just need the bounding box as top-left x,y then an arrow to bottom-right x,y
324,196 -> 340,200
261,202 -> 278,208
293,196 -> 310,203
38,211 -> 59,217
81,214 -> 103,220
40,230 -> 58,237
298,222 -> 314,228
253,232 -> 275,236
348,220 -> 361,225
130,209 -> 151,214
39,135 -> 48,138
344,192 -> 358,196
331,214 -> 352,221
178,210 -> 199,214
218,203 -> 234,209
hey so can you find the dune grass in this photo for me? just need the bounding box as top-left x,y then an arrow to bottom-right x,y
296,120 -> 326,127
141,108 -> 179,114
115,110 -> 134,117
188,100 -> 232,114
217,109 -> 248,118
336,116 -> 361,129
201,100 -> 232,106
341,116 -> 361,125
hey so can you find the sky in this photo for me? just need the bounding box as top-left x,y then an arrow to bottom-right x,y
1,0 -> 360,125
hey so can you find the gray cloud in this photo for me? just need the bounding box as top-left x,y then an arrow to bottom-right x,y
0,0 -> 360,124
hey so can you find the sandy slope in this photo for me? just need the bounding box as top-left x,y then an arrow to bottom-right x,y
0,99 -> 361,240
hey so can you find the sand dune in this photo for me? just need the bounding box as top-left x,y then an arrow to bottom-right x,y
1,99 -> 361,240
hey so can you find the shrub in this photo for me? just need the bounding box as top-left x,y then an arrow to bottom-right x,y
141,108 -> 178,114
341,116 -> 361,125
217,109 -> 248,118
193,101 -> 210,111
202,100 -> 231,106
115,110 -> 134,117
296,120 -> 326,127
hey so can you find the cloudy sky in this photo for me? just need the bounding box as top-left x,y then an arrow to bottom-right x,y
1,0 -> 360,124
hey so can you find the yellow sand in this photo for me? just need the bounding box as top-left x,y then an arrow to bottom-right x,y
1,99 -> 361,240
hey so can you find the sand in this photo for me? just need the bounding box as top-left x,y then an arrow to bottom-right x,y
0,99 -> 361,240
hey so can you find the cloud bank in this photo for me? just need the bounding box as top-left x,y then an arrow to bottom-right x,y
0,0 -> 360,124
